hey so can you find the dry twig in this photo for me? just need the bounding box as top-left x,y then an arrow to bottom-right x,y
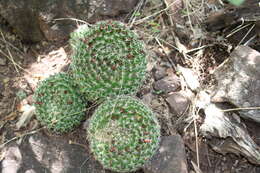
222,106 -> 260,112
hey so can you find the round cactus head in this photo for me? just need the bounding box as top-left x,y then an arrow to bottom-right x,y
70,20 -> 147,100
88,96 -> 160,172
34,73 -> 86,133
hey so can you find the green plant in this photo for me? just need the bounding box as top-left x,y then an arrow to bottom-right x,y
88,96 -> 160,172
70,20 -> 147,100
33,73 -> 86,133
228,0 -> 244,6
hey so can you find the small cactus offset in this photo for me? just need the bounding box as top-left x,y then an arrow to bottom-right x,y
88,96 -> 160,172
34,73 -> 86,133
70,20 -> 147,100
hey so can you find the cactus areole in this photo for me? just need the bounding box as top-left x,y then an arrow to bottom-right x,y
88,96 -> 160,172
34,73 -> 85,133
70,21 -> 147,100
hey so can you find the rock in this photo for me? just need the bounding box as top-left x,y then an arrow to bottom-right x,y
200,103 -> 260,165
211,46 -> 260,123
0,133 -> 93,173
143,135 -> 188,173
95,0 -> 139,17
0,0 -> 89,42
1,145 -> 22,173
0,132 -> 127,173
166,92 -> 190,115
153,74 -> 180,94
152,65 -> 167,81
88,0 -> 140,23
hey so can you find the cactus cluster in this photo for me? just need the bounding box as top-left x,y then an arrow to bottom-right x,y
33,21 -> 161,172
70,21 -> 147,100
33,73 -> 85,133
88,96 -> 160,172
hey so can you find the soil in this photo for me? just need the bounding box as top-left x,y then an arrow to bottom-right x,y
0,0 -> 260,173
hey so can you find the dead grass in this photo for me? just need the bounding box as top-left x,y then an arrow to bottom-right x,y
125,0 -> 248,171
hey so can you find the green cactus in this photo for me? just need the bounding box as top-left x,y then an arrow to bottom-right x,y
88,96 -> 160,172
34,73 -> 86,133
70,20 -> 147,100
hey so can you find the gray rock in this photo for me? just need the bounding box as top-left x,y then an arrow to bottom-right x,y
143,135 -> 188,173
0,0 -> 140,42
0,133 -> 102,173
200,103 -> 260,165
96,0 -> 139,17
0,0 -> 89,42
211,46 -> 260,123
166,92 -> 190,115
153,75 -> 180,94
152,65 -> 167,81
1,145 -> 22,173
88,0 -> 140,23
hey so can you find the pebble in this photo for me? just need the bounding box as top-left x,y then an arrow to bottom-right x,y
165,92 -> 190,115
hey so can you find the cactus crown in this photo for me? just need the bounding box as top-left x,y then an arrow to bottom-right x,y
70,20 -> 147,100
34,73 -> 85,133
88,96 -> 160,172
